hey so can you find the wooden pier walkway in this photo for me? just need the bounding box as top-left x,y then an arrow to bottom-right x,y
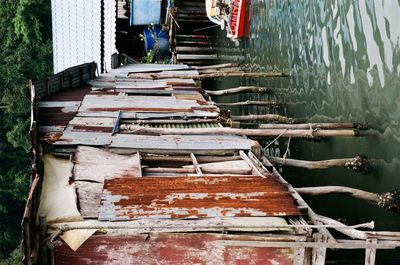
168,0 -> 243,65
22,62 -> 400,265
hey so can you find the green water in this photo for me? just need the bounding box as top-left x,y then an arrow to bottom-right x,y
218,0 -> 400,262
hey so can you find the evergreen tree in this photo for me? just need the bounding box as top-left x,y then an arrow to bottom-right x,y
0,0 -> 52,259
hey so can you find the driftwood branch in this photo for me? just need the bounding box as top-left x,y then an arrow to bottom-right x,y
205,86 -> 274,96
230,114 -> 295,123
197,71 -> 290,79
216,100 -> 281,108
258,123 -> 367,130
296,186 -> 379,203
313,215 -> 369,240
263,155 -> 369,172
295,186 -> 400,213
120,125 -> 361,138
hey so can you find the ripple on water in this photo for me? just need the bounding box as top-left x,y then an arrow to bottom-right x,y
220,1 -> 400,261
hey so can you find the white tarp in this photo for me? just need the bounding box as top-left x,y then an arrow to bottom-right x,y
37,154 -> 83,223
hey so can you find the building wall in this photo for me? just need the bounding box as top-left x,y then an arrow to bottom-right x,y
52,0 -> 116,74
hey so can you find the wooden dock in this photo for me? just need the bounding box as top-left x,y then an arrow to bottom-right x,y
21,62 -> 400,265
168,0 -> 243,65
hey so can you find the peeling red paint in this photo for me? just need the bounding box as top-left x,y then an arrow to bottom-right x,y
99,176 -> 300,220
38,107 -> 77,126
42,85 -> 91,101
54,234 -> 294,265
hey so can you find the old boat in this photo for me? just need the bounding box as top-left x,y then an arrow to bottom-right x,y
205,0 -> 250,43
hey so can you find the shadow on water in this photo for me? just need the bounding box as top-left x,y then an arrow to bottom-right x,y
216,0 -> 400,263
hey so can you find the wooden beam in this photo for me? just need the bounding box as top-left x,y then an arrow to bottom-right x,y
239,151 -> 265,178
217,240 -> 398,250
142,167 -> 253,175
143,168 -> 196,173
128,71 -> 289,80
204,86 -> 274,96
141,155 -> 242,163
120,125 -> 360,138
216,100 -> 281,108
258,122 -> 365,130
230,114 -> 294,123
127,119 -> 218,124
190,153 -> 203,177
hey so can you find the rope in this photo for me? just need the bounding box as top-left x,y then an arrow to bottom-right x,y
283,136 -> 291,160
263,129 -> 288,153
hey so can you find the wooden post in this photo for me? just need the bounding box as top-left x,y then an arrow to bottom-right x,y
239,151 -> 266,178
251,141 -> 263,159
59,74 -> 64,90
365,239 -> 377,265
312,234 -> 327,265
258,123 -> 365,130
23,220 -> 32,265
79,66 -> 83,83
204,86 -> 274,96
297,187 -> 400,213
215,100 -> 281,108
293,237 -> 307,265
39,215 -> 48,265
128,71 -> 289,80
295,186 -> 378,203
197,71 -> 290,79
49,248 -> 55,265
230,114 -> 294,123
89,63 -> 94,79
46,77 -> 51,96
263,155 -> 368,172
68,70 -> 73,88
119,125 -> 360,138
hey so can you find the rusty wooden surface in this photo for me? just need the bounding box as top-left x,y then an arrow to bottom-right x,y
54,234 -> 295,265
99,176 -> 301,221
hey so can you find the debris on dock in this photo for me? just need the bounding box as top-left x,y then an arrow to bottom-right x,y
22,61 -> 400,265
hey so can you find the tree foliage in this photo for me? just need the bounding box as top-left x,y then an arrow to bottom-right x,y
0,0 -> 52,259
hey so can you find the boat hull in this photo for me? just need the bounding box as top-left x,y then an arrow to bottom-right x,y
205,0 -> 251,41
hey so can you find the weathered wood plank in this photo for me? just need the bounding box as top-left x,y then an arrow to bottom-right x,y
311,234 -> 327,265
54,130 -> 112,146
73,146 -> 141,182
48,217 -> 294,233
183,160 -> 252,175
73,147 -> 141,218
110,134 -> 252,151
75,181 -> 103,218
365,239 -> 377,265
69,117 -> 116,127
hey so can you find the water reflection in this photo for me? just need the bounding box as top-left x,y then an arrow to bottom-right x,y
219,0 -> 400,262
244,0 -> 400,162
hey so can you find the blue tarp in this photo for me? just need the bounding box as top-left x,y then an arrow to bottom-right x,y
130,0 -> 162,26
